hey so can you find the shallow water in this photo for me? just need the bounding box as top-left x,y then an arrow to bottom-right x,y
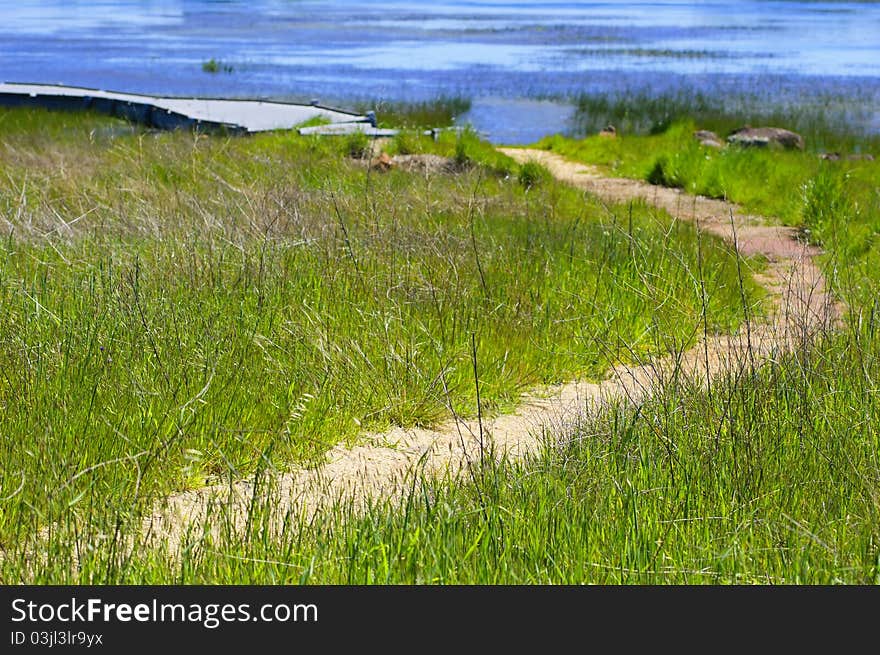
2,1 -> 879,142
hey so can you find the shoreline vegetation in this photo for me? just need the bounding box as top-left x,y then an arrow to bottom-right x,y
569,89 -> 880,147
1,90 -> 878,583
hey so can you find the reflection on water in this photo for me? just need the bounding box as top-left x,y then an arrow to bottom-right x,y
2,1 -> 879,142
461,97 -> 577,145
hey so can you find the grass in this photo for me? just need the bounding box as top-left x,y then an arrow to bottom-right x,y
539,120 -> 879,253
202,59 -> 234,74
71,93 -> 874,586
567,48 -> 733,60
353,97 -> 471,129
383,126 -> 519,176
517,161 -> 551,190
539,110 -> 880,314
13,313 -> 880,584
0,106 -> 761,578
569,89 -> 880,151
344,130 -> 372,158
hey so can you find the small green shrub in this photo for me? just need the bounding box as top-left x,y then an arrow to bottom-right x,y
647,155 -> 682,188
393,131 -> 422,155
345,131 -> 372,159
202,58 -> 234,74
802,169 -> 849,243
700,164 -> 727,200
454,133 -> 473,168
448,127 -> 515,176
517,161 -> 550,190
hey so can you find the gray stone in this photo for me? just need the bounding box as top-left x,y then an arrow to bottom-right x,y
727,126 -> 805,150
694,129 -> 724,148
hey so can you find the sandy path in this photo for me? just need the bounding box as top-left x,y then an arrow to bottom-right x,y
142,149 -> 840,550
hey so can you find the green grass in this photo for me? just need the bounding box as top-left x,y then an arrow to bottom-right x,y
570,89 -> 880,151
539,120 -> 880,265
354,97 -> 471,129
202,59 -> 234,74
568,48 -> 731,60
13,317 -> 879,584
538,115 -> 880,315
127,101 -> 867,585
0,107 -> 760,575
517,161 -> 551,190
384,125 -> 516,176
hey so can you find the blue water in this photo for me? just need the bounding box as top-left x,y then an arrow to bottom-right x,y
2,1 -> 879,142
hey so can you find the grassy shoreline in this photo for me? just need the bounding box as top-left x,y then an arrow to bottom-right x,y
104,326 -> 880,584
2,95 -> 877,583
0,107 -> 761,578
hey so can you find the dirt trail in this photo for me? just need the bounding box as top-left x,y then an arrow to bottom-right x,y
143,149 -> 840,551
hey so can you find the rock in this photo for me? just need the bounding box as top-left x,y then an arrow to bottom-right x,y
820,152 -> 875,162
598,124 -> 617,138
371,152 -> 395,171
391,154 -> 455,174
694,129 -> 724,149
727,126 -> 805,150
